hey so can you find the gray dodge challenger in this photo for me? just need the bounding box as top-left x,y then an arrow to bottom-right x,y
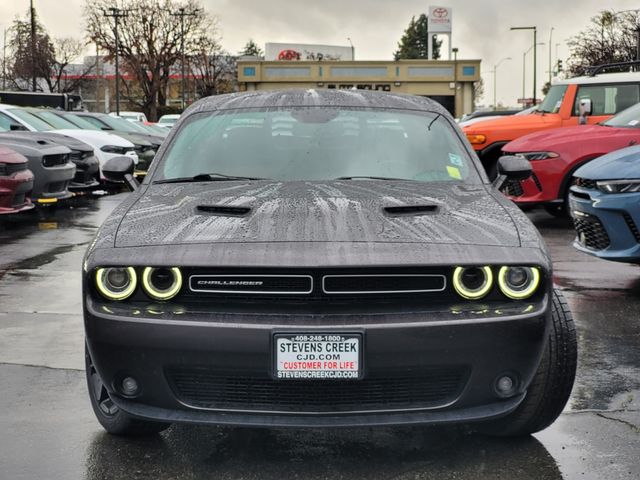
83,89 -> 576,437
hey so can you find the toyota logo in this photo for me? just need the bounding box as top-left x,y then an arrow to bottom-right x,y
433,8 -> 448,18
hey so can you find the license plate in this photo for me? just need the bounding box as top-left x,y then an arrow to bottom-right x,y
274,333 -> 362,380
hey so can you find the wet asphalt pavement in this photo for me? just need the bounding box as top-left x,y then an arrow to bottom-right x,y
0,193 -> 639,480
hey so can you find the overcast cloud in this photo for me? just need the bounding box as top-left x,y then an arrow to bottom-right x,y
1,0 -> 638,106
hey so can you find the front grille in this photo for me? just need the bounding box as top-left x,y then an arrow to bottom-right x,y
69,150 -> 91,161
42,154 -> 68,168
623,214 -> 640,243
501,179 -> 524,197
575,177 -> 597,190
166,366 -> 469,413
190,275 -> 313,294
1,163 -> 27,176
323,274 -> 446,294
574,213 -> 610,250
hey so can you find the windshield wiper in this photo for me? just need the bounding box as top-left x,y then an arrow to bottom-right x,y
335,176 -> 414,181
154,173 -> 266,184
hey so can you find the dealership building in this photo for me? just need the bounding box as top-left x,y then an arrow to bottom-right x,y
237,57 -> 481,118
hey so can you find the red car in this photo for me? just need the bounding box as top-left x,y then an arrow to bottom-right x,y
502,102 -> 640,216
0,145 -> 34,214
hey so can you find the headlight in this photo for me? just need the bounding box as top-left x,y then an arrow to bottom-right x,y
466,134 -> 486,145
596,179 -> 640,194
141,267 -> 182,301
516,152 -> 559,161
498,266 -> 541,299
95,267 -> 137,300
452,266 -> 493,300
100,145 -> 128,154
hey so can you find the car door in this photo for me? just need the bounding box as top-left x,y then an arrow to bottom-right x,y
562,83 -> 640,127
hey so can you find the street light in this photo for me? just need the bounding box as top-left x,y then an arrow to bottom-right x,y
347,37 -> 354,60
452,47 -> 459,117
493,56 -> 511,111
523,43 -> 545,105
511,26 -> 537,104
172,7 -> 200,111
548,27 -> 554,84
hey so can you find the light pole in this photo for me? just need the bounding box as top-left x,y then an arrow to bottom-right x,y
493,56 -> 511,110
347,37 -> 354,60
548,27 -> 554,84
511,26 -> 537,104
452,47 -> 459,116
523,43 -> 544,105
172,7 -> 200,111
103,7 -> 128,115
30,0 -> 36,91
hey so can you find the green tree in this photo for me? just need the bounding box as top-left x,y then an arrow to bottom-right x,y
394,14 -> 442,60
567,10 -> 640,76
239,39 -> 263,57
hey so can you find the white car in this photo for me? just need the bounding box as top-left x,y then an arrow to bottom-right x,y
110,111 -> 148,123
0,105 -> 139,174
157,114 -> 180,129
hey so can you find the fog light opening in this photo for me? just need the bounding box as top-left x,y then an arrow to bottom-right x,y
495,374 -> 518,398
121,376 -> 139,396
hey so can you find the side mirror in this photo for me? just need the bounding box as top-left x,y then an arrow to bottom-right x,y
9,123 -> 27,131
102,156 -> 138,191
493,155 -> 532,188
579,98 -> 592,116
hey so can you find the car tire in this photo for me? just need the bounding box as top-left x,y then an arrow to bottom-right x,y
477,288 -> 577,436
85,345 -> 171,436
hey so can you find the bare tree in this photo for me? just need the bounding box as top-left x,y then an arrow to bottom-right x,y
189,35 -> 236,97
47,37 -> 95,93
567,10 -> 640,76
84,0 -> 219,120
7,14 -> 55,91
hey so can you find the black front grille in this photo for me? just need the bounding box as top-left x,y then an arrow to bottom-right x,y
575,177 -> 597,190
623,214 -> 640,243
42,154 -> 68,168
323,274 -> 445,294
501,179 -> 524,197
2,163 -> 27,175
166,366 -> 469,413
190,275 -> 312,294
574,213 -> 610,250
69,150 -> 91,161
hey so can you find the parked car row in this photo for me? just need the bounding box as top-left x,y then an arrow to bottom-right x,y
0,105 -> 174,214
463,62 -> 640,264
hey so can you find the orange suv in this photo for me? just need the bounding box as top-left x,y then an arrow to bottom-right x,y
463,68 -> 640,175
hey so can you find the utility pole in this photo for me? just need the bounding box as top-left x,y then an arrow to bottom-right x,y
30,0 -> 37,91
2,27 -> 7,90
493,57 -> 511,110
172,7 -> 199,111
511,26 -> 537,104
103,7 -> 128,115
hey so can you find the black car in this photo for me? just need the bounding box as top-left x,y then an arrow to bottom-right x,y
84,89 -> 576,437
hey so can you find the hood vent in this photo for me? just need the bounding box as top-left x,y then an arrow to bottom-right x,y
383,204 -> 440,216
196,205 -> 251,217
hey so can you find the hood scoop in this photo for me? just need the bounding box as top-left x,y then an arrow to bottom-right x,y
196,205 -> 251,217
383,204 -> 440,216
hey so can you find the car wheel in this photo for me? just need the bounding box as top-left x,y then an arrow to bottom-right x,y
477,288 -> 577,436
85,345 -> 171,436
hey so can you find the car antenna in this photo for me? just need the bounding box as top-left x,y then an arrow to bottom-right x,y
427,113 -> 442,131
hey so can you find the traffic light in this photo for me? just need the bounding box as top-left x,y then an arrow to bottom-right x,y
557,59 -> 563,72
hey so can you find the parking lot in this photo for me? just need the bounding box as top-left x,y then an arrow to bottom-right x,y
0,193 -> 638,479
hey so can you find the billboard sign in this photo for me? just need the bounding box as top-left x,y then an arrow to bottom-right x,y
428,6 -> 452,33
265,43 -> 354,61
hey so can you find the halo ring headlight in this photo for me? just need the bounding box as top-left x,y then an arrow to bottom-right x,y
142,267 -> 182,301
95,267 -> 137,301
498,266 -> 540,299
453,266 -> 493,300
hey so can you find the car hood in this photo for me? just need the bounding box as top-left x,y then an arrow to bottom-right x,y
574,145 -> 640,180
51,129 -> 134,148
0,131 -> 93,153
114,181 -> 522,248
463,112 -> 561,136
503,125 -> 630,153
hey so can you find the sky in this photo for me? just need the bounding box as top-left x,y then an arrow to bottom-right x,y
1,0 -> 638,107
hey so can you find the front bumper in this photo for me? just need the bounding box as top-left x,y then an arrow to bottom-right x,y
0,168 -> 34,214
501,157 -> 565,206
69,154 -> 100,190
85,295 -> 549,427
569,186 -> 640,263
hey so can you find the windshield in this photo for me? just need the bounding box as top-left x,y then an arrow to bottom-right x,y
32,110 -> 79,129
8,108 -> 55,131
155,108 -> 481,184
603,103 -> 640,128
538,85 -> 568,113
100,115 -> 142,133
61,113 -> 102,130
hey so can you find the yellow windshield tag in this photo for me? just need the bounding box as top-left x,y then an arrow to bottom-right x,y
446,166 -> 462,179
